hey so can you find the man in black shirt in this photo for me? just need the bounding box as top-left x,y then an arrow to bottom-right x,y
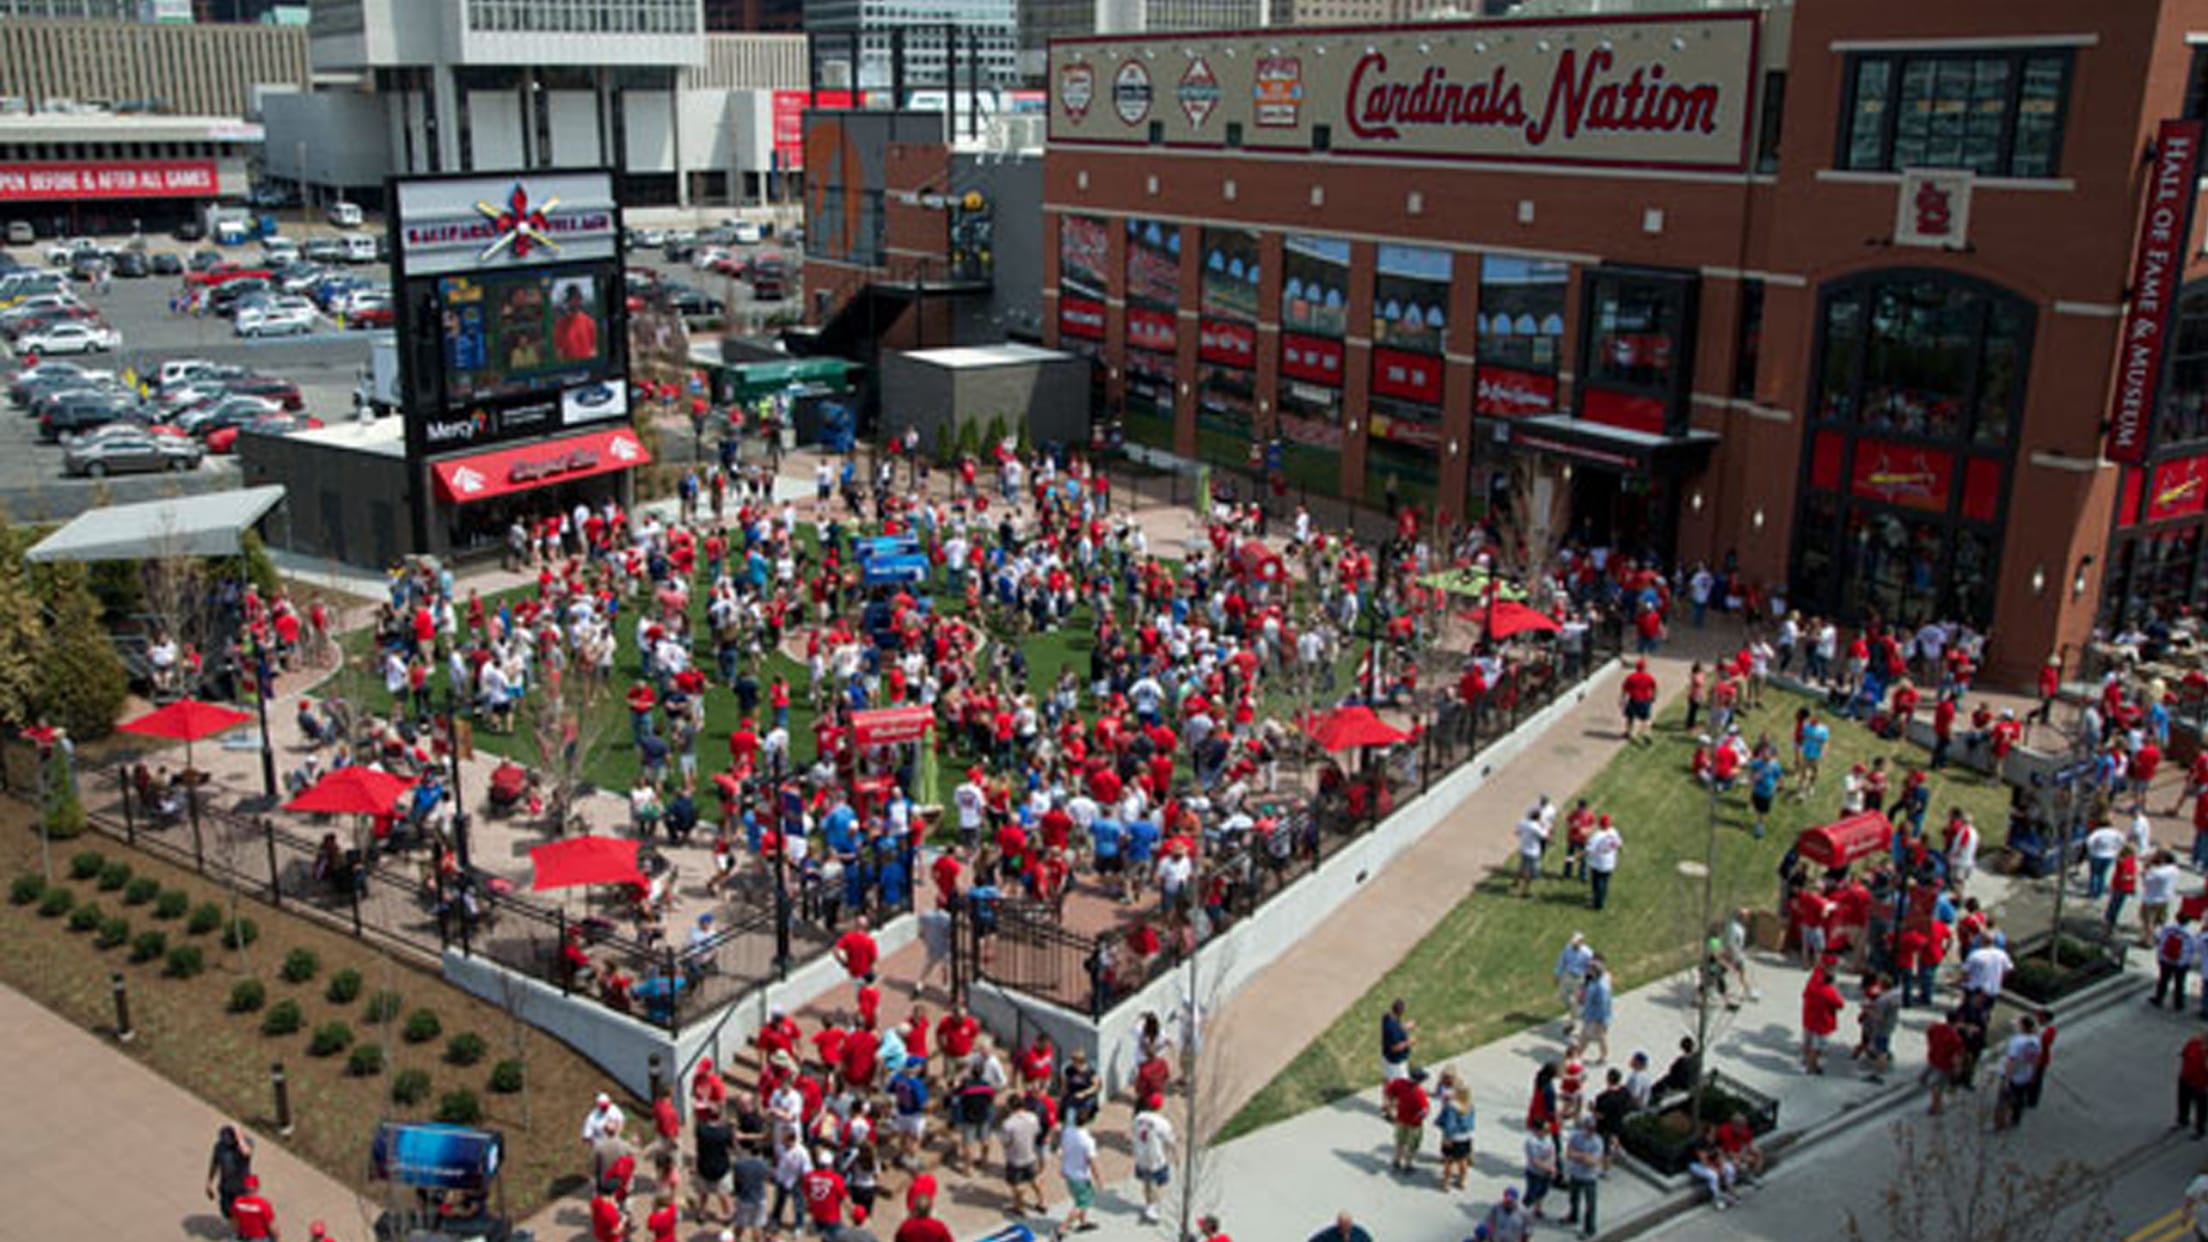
1591,1068 -> 1634,1166
692,1115 -> 735,1223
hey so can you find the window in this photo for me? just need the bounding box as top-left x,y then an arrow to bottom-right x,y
1755,70 -> 1785,174
1583,271 -> 1688,393
1475,255 -> 1566,374
1838,49 -> 2070,178
1733,279 -> 1765,400
1311,123 -> 1330,153
1815,273 -> 2030,447
1225,121 -> 1243,148
2160,284 -> 2208,449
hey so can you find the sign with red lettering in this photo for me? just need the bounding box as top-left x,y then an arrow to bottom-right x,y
2148,454 -> 2208,523
1050,13 -> 1757,170
0,159 -> 217,201
1280,333 -> 1345,386
1849,438 -> 1953,513
1580,387 -> 1667,435
771,91 -> 854,169
1475,365 -> 1556,417
2107,118 -> 2205,464
1370,347 -> 1443,405
1198,318 -> 1256,367
1059,296 -> 1106,341
1127,306 -> 1177,352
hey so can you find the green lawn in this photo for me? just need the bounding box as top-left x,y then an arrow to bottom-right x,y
1219,685 -> 2016,1140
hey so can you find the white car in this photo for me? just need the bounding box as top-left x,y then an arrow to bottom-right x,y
731,221 -> 763,245
157,358 -> 218,387
44,236 -> 96,266
18,321 -> 117,354
693,246 -> 730,271
236,303 -> 317,338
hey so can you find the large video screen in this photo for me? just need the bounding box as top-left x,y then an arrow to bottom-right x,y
441,266 -> 609,405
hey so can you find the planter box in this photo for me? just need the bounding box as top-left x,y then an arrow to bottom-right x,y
1618,1071 -> 1780,1176
2005,932 -> 2126,1006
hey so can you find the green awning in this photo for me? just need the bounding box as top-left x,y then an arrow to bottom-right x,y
713,357 -> 856,403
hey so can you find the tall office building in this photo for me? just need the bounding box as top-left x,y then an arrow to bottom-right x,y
705,0 -> 801,30
1017,0 -> 1269,81
806,0 -> 1020,91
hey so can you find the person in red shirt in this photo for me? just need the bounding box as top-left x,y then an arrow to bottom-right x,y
1922,1018 -> 1965,1115
643,1193 -> 677,1242
800,1150 -> 850,1230
894,1194 -> 955,1242
856,981 -> 882,1031
1620,659 -> 1659,744
232,1175 -> 279,1241
936,1005 -> 979,1079
2133,739 -> 2164,811
835,917 -> 881,986
840,1024 -> 882,1091
2181,1033 -> 2208,1139
1382,1067 -> 1431,1173
588,1178 -> 627,1242
1799,965 -> 1846,1075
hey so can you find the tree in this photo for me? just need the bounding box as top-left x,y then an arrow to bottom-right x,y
1845,1108 -> 2113,1242
140,516 -> 216,700
0,516 -> 46,730
1171,934 -> 1240,1240
35,562 -> 127,741
1491,455 -> 1572,594
530,664 -> 610,836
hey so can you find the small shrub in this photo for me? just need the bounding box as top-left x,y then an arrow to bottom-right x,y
122,876 -> 158,906
487,1060 -> 525,1094
164,944 -> 205,978
280,948 -> 320,984
95,861 -> 131,892
326,969 -> 363,1004
129,929 -> 167,962
37,887 -> 74,918
364,989 -> 403,1023
391,1069 -> 432,1106
446,1033 -> 489,1066
435,1089 -> 484,1125
228,979 -> 267,1013
68,850 -> 105,880
402,1010 -> 442,1045
186,902 -> 223,936
308,1021 -> 353,1057
67,901 -> 102,932
219,918 -> 259,950
348,1043 -> 386,1077
95,915 -> 129,948
153,890 -> 188,920
9,874 -> 45,906
261,999 -> 303,1037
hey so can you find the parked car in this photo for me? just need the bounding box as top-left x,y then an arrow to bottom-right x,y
344,294 -> 394,329
186,263 -> 272,289
111,250 -> 149,278
149,252 -> 184,276
731,220 -> 763,245
38,392 -> 145,441
303,238 -> 346,264
62,425 -> 201,476
5,221 -> 33,246
17,319 -> 117,354
186,248 -> 225,272
45,237 -> 99,267
660,282 -> 723,317
206,412 -> 323,454
215,374 -> 304,410
172,219 -> 204,243
326,201 -> 363,228
746,258 -> 790,301
9,360 -> 110,406
236,302 -> 317,337
0,271 -> 70,307
208,278 -> 273,314
342,235 -> 377,264
3,305 -> 98,342
176,394 -> 282,438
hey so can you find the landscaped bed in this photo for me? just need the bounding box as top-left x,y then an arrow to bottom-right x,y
0,802 -> 631,1218
1223,684 -> 2017,1139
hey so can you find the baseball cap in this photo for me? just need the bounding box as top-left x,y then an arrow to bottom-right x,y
309,1224 -> 327,1239
595,1092 -> 612,1107
244,1175 -> 260,1190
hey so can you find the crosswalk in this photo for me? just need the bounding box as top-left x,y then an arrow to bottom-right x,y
2127,1207 -> 2191,1242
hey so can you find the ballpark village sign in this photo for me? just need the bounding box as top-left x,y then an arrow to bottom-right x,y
1049,12 -> 1759,171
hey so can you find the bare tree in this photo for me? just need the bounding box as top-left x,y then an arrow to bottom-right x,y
530,662 -> 611,836
1845,1107 -> 2114,1242
494,959 -> 538,1131
1490,455 -> 1572,594
1171,934 -> 1241,1239
139,514 -> 216,701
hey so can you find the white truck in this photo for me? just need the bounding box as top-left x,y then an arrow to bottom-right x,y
356,333 -> 398,418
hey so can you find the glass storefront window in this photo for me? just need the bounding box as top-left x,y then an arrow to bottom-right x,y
1584,272 -> 1684,392
2158,284 -> 2208,450
1194,364 -> 1255,470
1277,382 -> 1344,493
1840,50 -> 2070,178
1819,291 -> 1863,421
1862,280 -> 1975,440
1476,255 -> 1567,373
1282,236 -> 1350,339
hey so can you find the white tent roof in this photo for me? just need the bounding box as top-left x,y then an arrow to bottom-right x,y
26,486 -> 286,564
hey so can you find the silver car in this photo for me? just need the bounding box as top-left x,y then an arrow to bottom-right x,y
62,426 -> 202,477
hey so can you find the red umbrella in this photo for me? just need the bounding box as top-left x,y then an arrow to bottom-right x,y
1483,600 -> 1562,640
530,836 -> 647,892
1303,705 -> 1412,753
284,765 -> 416,817
119,698 -> 254,745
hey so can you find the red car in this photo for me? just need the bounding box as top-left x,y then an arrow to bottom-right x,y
185,264 -> 273,288
346,300 -> 394,329
205,412 -> 323,454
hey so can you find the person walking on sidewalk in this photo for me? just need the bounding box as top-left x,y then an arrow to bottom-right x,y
207,1124 -> 256,1223
1585,817 -> 1623,911
1620,660 -> 1659,746
1381,998 -> 1416,1082
232,1174 -> 279,1242
1130,1094 -> 1175,1225
1562,1117 -> 1604,1238
1436,1069 -> 1476,1191
1522,1129 -> 1560,1224
1514,807 -> 1552,898
1570,960 -> 1614,1065
1309,1213 -> 1375,1242
1555,934 -> 1593,1041
2180,1032 -> 2208,1140
1801,961 -> 1846,1075
1056,1111 -> 1099,1235
2156,914 -> 2199,1010
1383,1066 -> 1432,1175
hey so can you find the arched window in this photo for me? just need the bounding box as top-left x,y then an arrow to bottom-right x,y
1794,270 -> 2032,629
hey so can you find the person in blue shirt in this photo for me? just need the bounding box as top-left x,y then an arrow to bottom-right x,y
1748,752 -> 1784,840
1796,716 -> 1831,798
1091,817 -> 1125,878
1126,816 -> 1160,870
968,881 -> 1002,934
1571,960 -> 1615,1064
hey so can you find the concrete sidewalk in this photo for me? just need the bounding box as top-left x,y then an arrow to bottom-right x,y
0,982 -> 373,1242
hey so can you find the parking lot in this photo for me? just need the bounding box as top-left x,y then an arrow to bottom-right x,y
0,238 -> 384,521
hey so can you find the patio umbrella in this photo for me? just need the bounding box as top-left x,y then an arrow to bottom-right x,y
1482,600 -> 1562,640
283,765 -> 416,817
1303,705 -> 1412,752
530,835 -> 647,893
118,697 -> 252,868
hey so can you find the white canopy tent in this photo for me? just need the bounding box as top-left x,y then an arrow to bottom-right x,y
25,486 -> 285,564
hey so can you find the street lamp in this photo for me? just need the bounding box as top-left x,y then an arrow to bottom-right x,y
1682,748 -> 1721,1130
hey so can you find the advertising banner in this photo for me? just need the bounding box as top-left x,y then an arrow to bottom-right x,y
1475,364 -> 1556,417
771,90 -> 855,169
1059,295 -> 1106,340
0,159 -> 217,201
370,1124 -> 502,1192
393,171 -> 619,278
430,426 -> 650,503
1050,12 -> 1759,171
1371,346 -> 1444,405
2148,454 -> 2208,523
1198,319 -> 1257,367
2106,118 -> 2205,464
1280,333 -> 1346,386
1848,437 -> 1954,514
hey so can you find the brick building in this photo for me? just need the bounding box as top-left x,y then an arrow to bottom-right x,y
1040,0 -> 2208,679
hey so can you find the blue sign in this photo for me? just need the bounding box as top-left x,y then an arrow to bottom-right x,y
864,554 -> 929,586
371,1123 -> 503,1191
2051,760 -> 2093,787
856,535 -> 921,562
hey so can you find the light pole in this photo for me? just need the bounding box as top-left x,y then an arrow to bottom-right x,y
1683,756 -> 1721,1130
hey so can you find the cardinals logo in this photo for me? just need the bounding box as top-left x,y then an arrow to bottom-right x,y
477,183 -> 562,261
1859,449 -> 1938,504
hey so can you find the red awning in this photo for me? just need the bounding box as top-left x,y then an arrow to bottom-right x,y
1796,810 -> 1893,869
852,705 -> 934,746
431,427 -> 651,504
